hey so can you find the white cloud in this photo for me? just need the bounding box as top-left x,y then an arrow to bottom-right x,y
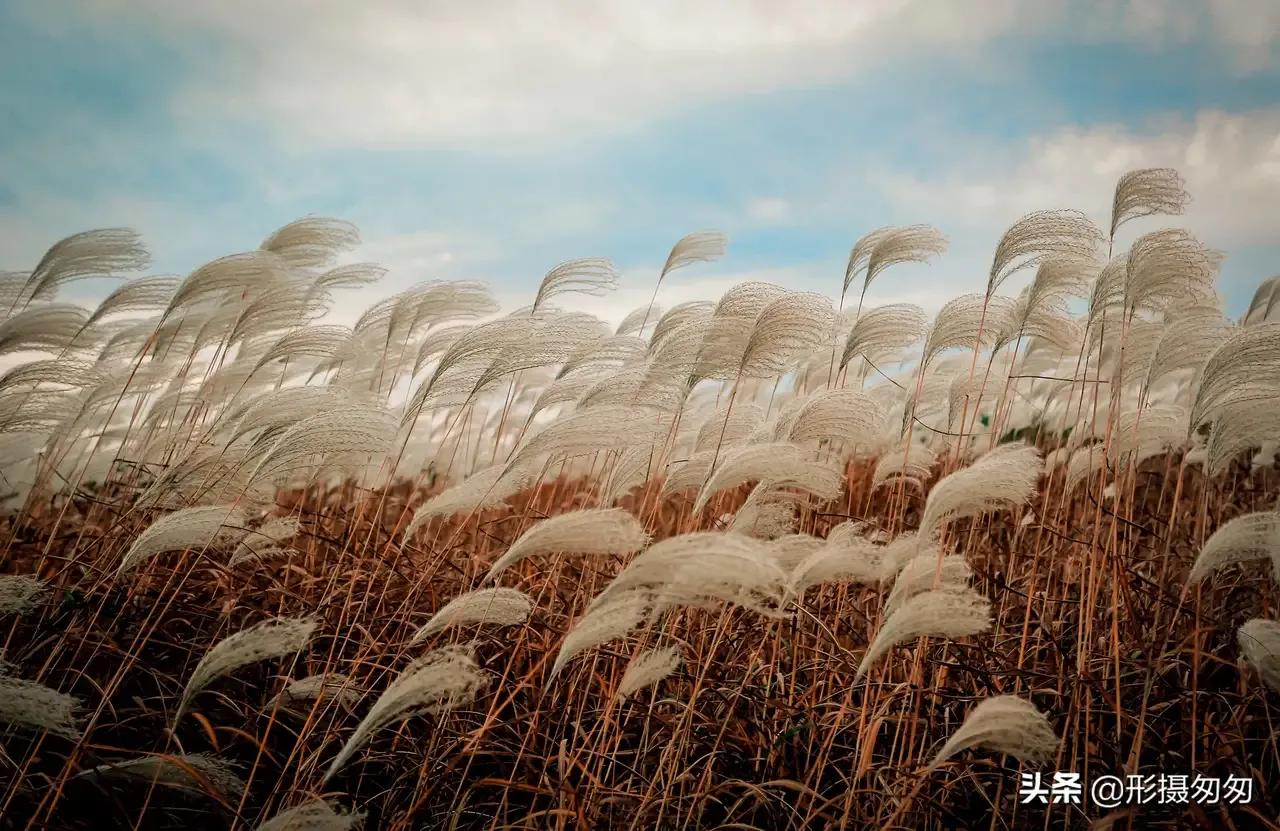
873,108 -> 1280,250
745,197 -> 792,224
42,0 -> 1039,148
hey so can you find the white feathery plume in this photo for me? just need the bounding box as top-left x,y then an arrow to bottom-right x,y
1191,323 -> 1280,429
1123,229 -> 1219,315
928,695 -> 1058,771
403,463 -> 532,535
1110,168 -> 1189,240
1244,275 -> 1280,325
616,646 -> 682,701
274,673 -> 360,710
312,262 -> 387,293
532,257 -> 619,312
871,440 -> 937,491
17,228 -> 150,307
1188,511 -> 1280,584
693,443 -> 841,514
883,550 -> 972,618
229,516 -> 301,566
117,504 -> 247,576
783,388 -> 885,450
260,217 -> 359,270
922,294 -> 1016,369
175,616 -> 317,723
485,508 -> 648,581
788,524 -> 887,597
840,303 -> 929,373
695,402 -> 765,453
256,799 -> 365,831
323,646 -> 488,782
510,404 -> 671,472
80,753 -> 245,799
1206,388 -> 1280,476
919,444 -> 1040,538
660,231 -> 727,282
165,251 -> 292,318
244,404 -> 398,493
589,531 -> 787,619
649,301 -> 714,354
1238,618 -> 1280,693
842,227 -> 890,303
84,275 -> 179,326
986,210 -> 1101,297
617,304 -> 662,336
0,574 -> 47,615
695,291 -> 834,381
552,593 -> 649,678
767,533 -> 826,572
0,668 -> 83,739
856,587 -> 991,678
409,588 -> 532,643
0,304 -> 91,356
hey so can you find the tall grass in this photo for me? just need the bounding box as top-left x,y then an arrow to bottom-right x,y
0,170 -> 1277,829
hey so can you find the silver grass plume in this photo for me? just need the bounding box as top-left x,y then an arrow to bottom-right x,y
842,227 -> 890,303
649,301 -> 714,354
117,504 -> 247,576
229,516 -> 301,566
1188,511 -> 1280,584
81,753 -> 244,800
927,695 -> 1058,771
313,262 -> 387,293
244,404 -> 398,493
695,291 -> 834,381
403,463 -> 532,534
0,667 -> 82,739
552,593 -> 649,677
871,440 -> 937,491
1206,387 -> 1280,476
922,294 -> 1016,369
840,303 -> 929,372
987,210 -> 1101,297
617,304 -> 662,336
660,231 -> 727,282
1244,275 -> 1280,325
788,523 -> 887,597
175,616 -> 317,723
1238,619 -> 1280,693
0,574 -> 47,615
256,799 -> 365,831
693,443 -> 841,514
784,388 -> 885,449
274,673 -> 360,710
17,228 -> 149,307
1110,168 -> 1189,240
919,444 -> 1040,538
164,251 -> 292,318
260,217 -> 359,270
616,646 -> 682,701
589,532 -> 787,619
409,588 -> 532,643
862,225 -> 947,298
883,550 -> 972,617
509,404 -> 671,472
0,304 -> 91,356
532,257 -> 619,312
323,645 -> 488,782
485,508 -> 648,581
856,586 -> 991,678
1191,323 -> 1280,429
1124,229 -> 1219,315
84,275 -> 179,327
695,401 -> 765,453
767,533 -> 825,572
254,325 -> 353,371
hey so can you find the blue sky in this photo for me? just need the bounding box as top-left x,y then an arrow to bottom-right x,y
2,0 -> 1277,323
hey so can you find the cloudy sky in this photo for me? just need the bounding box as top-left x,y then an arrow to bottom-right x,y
2,0 -> 1278,323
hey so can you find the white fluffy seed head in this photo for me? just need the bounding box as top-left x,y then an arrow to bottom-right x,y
883,551 -> 973,618
928,695 -> 1058,771
410,588 -> 533,643
857,587 -> 991,679
118,504 -> 247,577
1238,618 -> 1280,693
323,646 -> 488,782
0,575 -> 48,615
0,670 -> 83,740
256,798 -> 365,831
176,616 -> 317,724
616,646 -> 682,701
1188,511 -> 1280,584
81,753 -> 245,800
919,444 -> 1041,539
485,508 -> 648,582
